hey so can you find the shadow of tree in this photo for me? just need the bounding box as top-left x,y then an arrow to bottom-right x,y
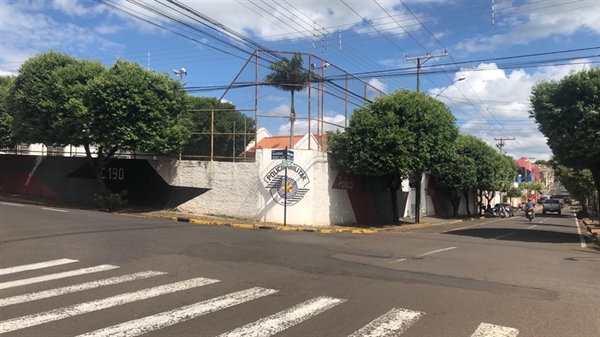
446,227 -> 586,244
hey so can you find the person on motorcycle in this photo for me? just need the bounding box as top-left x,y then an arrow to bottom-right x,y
526,199 -> 535,218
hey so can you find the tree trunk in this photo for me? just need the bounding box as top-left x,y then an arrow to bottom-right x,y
590,164 -> 600,216
463,187 -> 472,217
477,189 -> 484,215
388,175 -> 401,225
448,189 -> 460,218
289,91 -> 296,149
415,172 -> 422,223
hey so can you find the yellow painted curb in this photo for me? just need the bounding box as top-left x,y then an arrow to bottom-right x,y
189,219 -> 219,225
231,223 -> 256,229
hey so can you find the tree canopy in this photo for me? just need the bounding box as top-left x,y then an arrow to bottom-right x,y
264,53 -> 316,149
8,52 -> 192,196
0,75 -> 15,148
328,89 -> 459,223
549,156 -> 596,212
529,67 -> 600,196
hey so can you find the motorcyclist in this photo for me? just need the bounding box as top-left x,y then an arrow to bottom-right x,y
526,199 -> 535,218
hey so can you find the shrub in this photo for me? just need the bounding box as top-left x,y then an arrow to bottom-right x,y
576,209 -> 589,219
95,193 -> 125,212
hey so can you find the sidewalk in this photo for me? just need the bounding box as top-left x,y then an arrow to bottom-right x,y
0,193 -> 482,235
132,209 -> 473,234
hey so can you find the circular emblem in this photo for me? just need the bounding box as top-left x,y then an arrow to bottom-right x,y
276,177 -> 298,200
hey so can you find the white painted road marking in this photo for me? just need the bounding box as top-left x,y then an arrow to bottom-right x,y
0,265 -> 119,290
471,322 -> 519,337
0,202 -> 23,207
527,225 -> 537,229
41,207 -> 68,212
493,232 -> 515,240
0,277 -> 220,334
391,247 -> 457,263
415,247 -> 457,258
348,308 -> 423,337
0,271 -> 166,307
575,218 -> 587,248
76,287 -> 278,337
0,258 -> 78,276
217,296 -> 346,337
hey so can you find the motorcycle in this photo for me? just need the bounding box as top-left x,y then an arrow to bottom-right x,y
526,208 -> 535,222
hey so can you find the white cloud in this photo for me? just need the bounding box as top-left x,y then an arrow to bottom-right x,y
95,25 -> 121,35
433,60 -> 592,159
277,113 -> 346,136
0,2 -> 124,71
0,70 -> 17,76
52,0 -> 103,17
456,1 -> 600,52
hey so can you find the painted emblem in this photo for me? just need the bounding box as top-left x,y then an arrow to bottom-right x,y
264,163 -> 310,206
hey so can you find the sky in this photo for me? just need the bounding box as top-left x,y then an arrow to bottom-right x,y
1,0 -> 599,161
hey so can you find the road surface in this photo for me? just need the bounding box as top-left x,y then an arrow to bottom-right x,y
0,202 -> 598,336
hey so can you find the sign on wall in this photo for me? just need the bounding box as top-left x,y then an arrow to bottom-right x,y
263,162 -> 310,206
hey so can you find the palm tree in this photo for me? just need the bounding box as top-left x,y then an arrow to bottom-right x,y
264,53 -> 313,149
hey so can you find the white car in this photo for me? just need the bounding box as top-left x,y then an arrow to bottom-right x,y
542,199 -> 561,215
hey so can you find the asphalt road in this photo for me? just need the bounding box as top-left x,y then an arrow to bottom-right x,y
0,202 -> 598,336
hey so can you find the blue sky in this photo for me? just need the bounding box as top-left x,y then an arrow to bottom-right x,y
1,0 -> 599,160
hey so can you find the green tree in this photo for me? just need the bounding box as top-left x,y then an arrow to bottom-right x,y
529,67 -> 600,211
328,89 -> 458,224
520,181 -> 544,201
432,134 -> 477,217
182,96 -> 254,160
264,53 -> 315,149
0,75 -> 15,148
534,159 -> 548,166
506,186 -> 522,205
9,51 -> 105,147
83,60 -> 191,194
549,156 -> 596,213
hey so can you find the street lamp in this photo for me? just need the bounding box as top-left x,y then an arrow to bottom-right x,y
172,68 -> 188,86
433,77 -> 465,99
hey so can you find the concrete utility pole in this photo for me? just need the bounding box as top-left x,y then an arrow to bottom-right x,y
406,51 -> 448,224
495,137 -> 515,154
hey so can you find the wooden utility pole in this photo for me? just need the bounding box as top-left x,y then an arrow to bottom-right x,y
406,51 -> 448,224
495,137 -> 515,154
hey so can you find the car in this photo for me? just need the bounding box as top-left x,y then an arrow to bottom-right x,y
543,199 -> 561,215
563,197 -> 571,204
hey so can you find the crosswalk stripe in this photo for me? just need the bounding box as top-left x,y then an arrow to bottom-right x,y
0,276 -> 220,334
76,287 -> 278,337
0,258 -> 78,276
348,308 -> 424,337
0,271 -> 167,307
471,323 -> 519,337
217,296 -> 346,337
0,265 -> 119,290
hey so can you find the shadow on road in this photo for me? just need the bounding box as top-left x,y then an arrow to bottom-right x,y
446,227 -> 584,244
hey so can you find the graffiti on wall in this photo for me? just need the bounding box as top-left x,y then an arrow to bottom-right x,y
263,163 -> 310,206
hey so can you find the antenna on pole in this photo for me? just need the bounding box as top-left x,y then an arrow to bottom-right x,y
492,0 -> 495,25
339,26 -> 342,51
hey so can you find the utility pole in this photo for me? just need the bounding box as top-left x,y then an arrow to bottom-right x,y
495,137 -> 515,154
406,51 -> 448,224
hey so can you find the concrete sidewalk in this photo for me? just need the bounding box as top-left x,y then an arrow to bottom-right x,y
0,193 -> 481,235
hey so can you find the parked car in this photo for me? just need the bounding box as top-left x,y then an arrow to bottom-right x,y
543,199 -> 561,215
563,197 -> 571,204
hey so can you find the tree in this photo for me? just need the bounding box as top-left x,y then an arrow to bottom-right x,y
0,75 -> 15,148
9,52 -> 191,197
549,156 -> 596,213
432,134 -> 477,217
328,89 -> 459,224
529,67 -> 600,212
506,186 -> 522,205
182,96 -> 254,160
264,53 -> 315,149
534,159 -> 548,166
520,181 -> 544,201
9,51 -> 105,147
83,60 -> 191,194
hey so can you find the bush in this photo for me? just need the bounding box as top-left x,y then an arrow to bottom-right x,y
95,193 -> 125,212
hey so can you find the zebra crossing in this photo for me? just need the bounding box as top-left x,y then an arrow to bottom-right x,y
0,258 -> 520,336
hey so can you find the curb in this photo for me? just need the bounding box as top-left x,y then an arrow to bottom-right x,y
142,213 -> 486,234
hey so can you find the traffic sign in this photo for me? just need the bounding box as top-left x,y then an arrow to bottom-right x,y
271,149 -> 294,161
281,160 -> 294,168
